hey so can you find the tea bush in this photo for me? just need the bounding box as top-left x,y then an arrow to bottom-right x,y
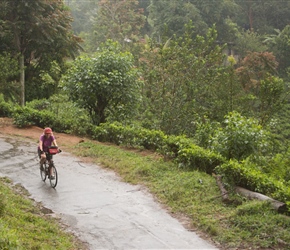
0,94 -> 15,117
13,106 -> 43,127
12,106 -> 71,132
177,145 -> 225,174
161,135 -> 194,158
92,122 -> 166,150
92,122 -> 224,174
215,160 -> 290,203
210,111 -> 271,160
12,95 -> 92,135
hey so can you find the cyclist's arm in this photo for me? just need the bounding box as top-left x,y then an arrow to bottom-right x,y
39,140 -> 44,153
52,139 -> 58,147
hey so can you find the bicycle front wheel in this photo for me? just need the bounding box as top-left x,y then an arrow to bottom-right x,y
49,165 -> 58,188
40,163 -> 47,181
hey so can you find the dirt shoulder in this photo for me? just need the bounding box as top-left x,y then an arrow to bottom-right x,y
0,117 -> 85,150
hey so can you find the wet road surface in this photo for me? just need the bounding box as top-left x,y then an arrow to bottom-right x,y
0,136 -> 218,250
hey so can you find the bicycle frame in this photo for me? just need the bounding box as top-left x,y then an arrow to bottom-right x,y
40,148 -> 59,188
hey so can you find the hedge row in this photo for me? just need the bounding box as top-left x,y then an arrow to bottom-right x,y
216,160 -> 290,205
0,99 -> 89,135
13,106 -> 72,132
92,122 -> 225,174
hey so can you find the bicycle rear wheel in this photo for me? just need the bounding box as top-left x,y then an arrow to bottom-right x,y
49,165 -> 58,188
40,163 -> 47,181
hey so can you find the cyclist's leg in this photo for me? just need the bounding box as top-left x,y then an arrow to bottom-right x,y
38,149 -> 46,169
38,150 -> 46,165
40,161 -> 47,181
47,155 -> 55,178
49,164 -> 56,180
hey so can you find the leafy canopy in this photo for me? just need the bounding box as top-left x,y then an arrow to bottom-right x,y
0,53 -> 19,101
62,40 -> 142,125
139,23 -> 237,135
210,111 -> 271,160
0,0 -> 82,104
86,0 -> 146,52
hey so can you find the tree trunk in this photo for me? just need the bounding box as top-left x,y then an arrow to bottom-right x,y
236,186 -> 288,213
246,0 -> 254,31
19,54 -> 25,106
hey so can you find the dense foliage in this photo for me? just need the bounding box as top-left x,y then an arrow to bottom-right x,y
2,94 -> 290,213
62,40 -> 142,125
138,25 -> 233,135
210,111 -> 271,160
1,0 -> 290,248
0,53 -> 19,102
0,0 -> 82,105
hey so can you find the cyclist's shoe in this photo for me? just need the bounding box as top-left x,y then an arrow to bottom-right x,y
49,175 -> 55,180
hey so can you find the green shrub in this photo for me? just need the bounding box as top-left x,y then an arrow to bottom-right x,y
91,122 -> 224,174
264,151 -> 290,182
162,134 -> 224,174
216,160 -> 290,203
26,99 -> 50,110
193,116 -> 220,148
13,106 -> 42,127
25,95 -> 93,135
131,127 -> 166,151
177,145 -> 225,173
12,106 -> 71,133
210,111 -> 271,160
0,94 -> 15,117
92,122 -> 166,150
0,101 -> 13,117
92,122 -> 124,145
161,135 -> 196,158
69,116 -> 94,136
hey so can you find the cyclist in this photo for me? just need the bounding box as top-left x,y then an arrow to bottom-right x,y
38,127 -> 58,179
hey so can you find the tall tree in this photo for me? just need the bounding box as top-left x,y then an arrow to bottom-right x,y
264,25 -> 290,76
235,0 -> 290,34
0,0 -> 82,105
0,52 -> 19,101
148,0 -> 239,42
235,52 -> 285,124
88,0 -> 146,52
139,25 -> 237,136
64,0 -> 99,35
62,40 -> 141,125
191,0 -> 239,36
148,0 -> 207,39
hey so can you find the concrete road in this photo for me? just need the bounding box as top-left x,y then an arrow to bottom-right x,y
0,136 -> 218,250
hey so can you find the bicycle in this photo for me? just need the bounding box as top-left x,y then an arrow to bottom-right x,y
40,146 -> 61,188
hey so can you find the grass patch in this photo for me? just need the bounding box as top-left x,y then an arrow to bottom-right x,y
73,141 -> 290,250
0,177 -> 86,250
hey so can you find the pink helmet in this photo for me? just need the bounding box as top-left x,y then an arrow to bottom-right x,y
44,127 -> 52,134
